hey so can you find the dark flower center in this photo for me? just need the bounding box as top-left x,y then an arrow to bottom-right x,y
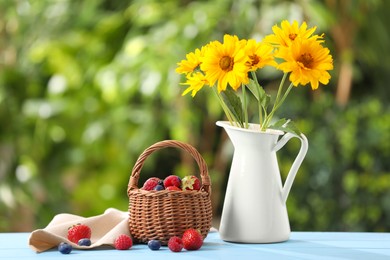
289,33 -> 297,40
248,55 -> 260,66
219,56 -> 234,71
298,53 -> 314,68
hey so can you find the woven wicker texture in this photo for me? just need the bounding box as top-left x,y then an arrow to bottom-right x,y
127,140 -> 212,245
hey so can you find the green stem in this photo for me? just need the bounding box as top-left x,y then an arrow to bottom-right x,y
250,71 -> 265,127
261,73 -> 290,131
274,82 -> 294,113
262,82 -> 294,130
242,84 -> 249,128
273,73 -> 288,110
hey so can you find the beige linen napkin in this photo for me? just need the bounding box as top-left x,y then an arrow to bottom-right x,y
29,208 -> 130,253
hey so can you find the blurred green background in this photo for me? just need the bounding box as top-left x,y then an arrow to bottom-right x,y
1,0 -> 389,232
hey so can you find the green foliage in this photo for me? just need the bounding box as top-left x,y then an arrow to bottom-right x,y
0,0 -> 389,233
279,93 -> 390,231
220,87 -> 244,127
270,118 -> 301,136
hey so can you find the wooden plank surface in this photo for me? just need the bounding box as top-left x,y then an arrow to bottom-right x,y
1,231 -> 390,259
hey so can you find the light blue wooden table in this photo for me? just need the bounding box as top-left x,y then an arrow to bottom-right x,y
1,230 -> 390,259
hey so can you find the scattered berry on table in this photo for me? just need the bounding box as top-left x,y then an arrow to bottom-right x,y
182,228 -> 203,250
147,240 -> 161,250
182,175 -> 201,191
142,177 -> 161,191
163,175 -> 181,189
58,242 -> 72,254
114,234 -> 133,250
166,186 -> 182,191
78,238 -> 91,246
168,236 -> 183,252
153,184 -> 164,191
67,224 -> 91,244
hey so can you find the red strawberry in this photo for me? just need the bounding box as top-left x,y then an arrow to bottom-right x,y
114,234 -> 133,250
166,186 -> 181,191
182,175 -> 201,191
67,224 -> 91,244
182,229 -> 203,250
163,175 -> 181,188
142,177 -> 161,191
168,236 -> 183,252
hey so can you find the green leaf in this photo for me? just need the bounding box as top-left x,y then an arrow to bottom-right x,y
272,118 -> 288,127
246,79 -> 270,110
270,118 -> 302,136
220,87 -> 244,127
247,79 -> 259,101
262,93 -> 271,110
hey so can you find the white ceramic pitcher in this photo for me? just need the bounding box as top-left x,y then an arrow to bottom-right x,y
217,121 -> 309,243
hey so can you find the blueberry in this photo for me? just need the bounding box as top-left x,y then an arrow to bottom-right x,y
58,242 -> 72,254
148,240 -> 161,250
154,185 -> 164,191
78,238 -> 91,246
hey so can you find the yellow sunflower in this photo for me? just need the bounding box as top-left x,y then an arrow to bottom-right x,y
244,39 -> 277,71
176,46 -> 206,74
264,20 -> 320,47
276,38 -> 333,90
181,72 -> 209,97
200,35 -> 249,92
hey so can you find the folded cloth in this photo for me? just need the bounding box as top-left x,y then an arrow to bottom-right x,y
29,208 -> 129,253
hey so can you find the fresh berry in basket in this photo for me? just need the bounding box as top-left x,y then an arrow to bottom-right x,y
114,234 -> 133,250
142,177 -> 161,191
182,175 -> 200,191
58,242 -> 72,254
153,184 -> 164,191
166,186 -> 181,191
182,228 -> 203,250
168,236 -> 183,252
67,224 -> 91,244
164,175 -> 181,189
147,239 -> 161,250
78,238 -> 91,246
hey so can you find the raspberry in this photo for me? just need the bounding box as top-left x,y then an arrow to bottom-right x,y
182,229 -> 203,250
182,176 -> 201,191
168,236 -> 183,252
142,177 -> 161,191
67,224 -> 91,244
114,234 -> 133,250
58,242 -> 72,254
163,175 -> 181,188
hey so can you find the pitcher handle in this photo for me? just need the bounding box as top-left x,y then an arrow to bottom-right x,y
273,133 -> 309,204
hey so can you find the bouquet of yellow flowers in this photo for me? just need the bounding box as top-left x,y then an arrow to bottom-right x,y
176,20 -> 333,134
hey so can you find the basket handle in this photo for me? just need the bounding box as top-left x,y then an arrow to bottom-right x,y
128,140 -> 211,195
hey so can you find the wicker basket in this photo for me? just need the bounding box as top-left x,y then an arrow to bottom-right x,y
127,140 -> 212,245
